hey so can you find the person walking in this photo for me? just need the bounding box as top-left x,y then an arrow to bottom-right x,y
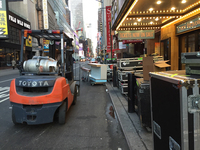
11,59 -> 16,70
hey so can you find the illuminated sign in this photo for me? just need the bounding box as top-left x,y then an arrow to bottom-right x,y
43,39 -> 49,49
106,6 -> 112,50
176,17 -> 200,34
8,14 -> 30,29
118,30 -> 155,40
43,0 -> 49,29
0,0 -> 8,39
26,35 -> 32,47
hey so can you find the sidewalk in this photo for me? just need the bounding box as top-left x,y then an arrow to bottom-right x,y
0,68 -> 19,77
106,82 -> 153,150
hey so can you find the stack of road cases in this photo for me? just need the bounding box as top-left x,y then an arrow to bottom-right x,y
117,57 -> 143,94
181,52 -> 200,75
118,70 -> 135,94
150,70 -> 200,150
118,70 -> 129,94
118,70 -> 130,81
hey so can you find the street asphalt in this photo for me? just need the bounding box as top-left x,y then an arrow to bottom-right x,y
0,68 -> 19,77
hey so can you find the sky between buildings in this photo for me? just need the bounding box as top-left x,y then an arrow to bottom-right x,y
82,0 -> 98,55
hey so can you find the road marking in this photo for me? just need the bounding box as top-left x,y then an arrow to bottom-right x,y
0,97 -> 9,103
0,87 -> 10,91
0,79 -> 13,84
0,87 -> 10,103
0,94 -> 9,98
0,90 -> 9,95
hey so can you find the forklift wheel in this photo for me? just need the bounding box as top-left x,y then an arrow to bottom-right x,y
12,110 -> 18,125
58,101 -> 67,125
72,86 -> 78,105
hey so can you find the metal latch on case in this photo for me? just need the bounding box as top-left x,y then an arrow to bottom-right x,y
188,95 -> 200,113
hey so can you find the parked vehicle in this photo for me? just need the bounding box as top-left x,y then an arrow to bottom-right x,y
9,30 -> 80,125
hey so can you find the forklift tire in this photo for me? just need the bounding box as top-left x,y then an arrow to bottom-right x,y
12,110 -> 18,125
72,85 -> 78,105
58,101 -> 67,125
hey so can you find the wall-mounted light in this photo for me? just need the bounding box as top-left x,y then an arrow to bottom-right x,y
138,18 -> 141,22
171,7 -> 175,10
157,1 -> 161,4
162,8 -> 200,28
181,0 -> 186,4
149,8 -> 153,11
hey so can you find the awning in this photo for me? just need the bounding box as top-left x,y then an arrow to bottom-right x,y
112,0 -> 199,31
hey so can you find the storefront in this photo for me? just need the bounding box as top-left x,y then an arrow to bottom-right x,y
176,16 -> 200,69
0,11 -> 31,69
111,0 -> 200,70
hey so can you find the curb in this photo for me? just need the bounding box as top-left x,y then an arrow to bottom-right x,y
106,83 -> 147,150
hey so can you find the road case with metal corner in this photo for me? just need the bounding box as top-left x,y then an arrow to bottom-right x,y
117,58 -> 143,70
118,70 -> 143,81
181,52 -> 200,64
181,52 -> 200,75
119,80 -> 128,87
119,83 -> 128,94
153,56 -> 164,62
118,71 -> 133,81
185,64 -> 200,76
150,70 -> 200,150
136,78 -> 151,128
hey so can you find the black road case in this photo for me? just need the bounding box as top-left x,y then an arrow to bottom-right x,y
119,83 -> 128,94
118,70 -> 134,81
136,78 -> 151,128
181,52 -> 200,75
117,58 -> 143,70
150,70 -> 200,150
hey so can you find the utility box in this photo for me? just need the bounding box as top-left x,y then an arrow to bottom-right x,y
143,56 -> 170,81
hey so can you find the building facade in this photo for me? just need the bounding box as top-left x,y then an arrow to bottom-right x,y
0,0 -> 31,69
111,0 -> 200,70
69,0 -> 86,56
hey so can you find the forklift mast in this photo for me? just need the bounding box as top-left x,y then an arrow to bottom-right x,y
19,30 -> 75,80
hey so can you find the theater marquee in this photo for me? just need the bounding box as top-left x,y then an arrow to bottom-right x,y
118,30 -> 155,40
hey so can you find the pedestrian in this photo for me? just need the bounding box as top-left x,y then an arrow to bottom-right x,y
11,59 -> 16,70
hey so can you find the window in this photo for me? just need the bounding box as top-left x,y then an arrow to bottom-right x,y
8,26 -> 20,44
188,34 -> 195,52
179,31 -> 200,69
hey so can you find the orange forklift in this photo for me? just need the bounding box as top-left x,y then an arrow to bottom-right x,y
9,30 -> 80,125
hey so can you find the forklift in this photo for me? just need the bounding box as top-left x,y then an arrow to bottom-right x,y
9,30 -> 80,125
